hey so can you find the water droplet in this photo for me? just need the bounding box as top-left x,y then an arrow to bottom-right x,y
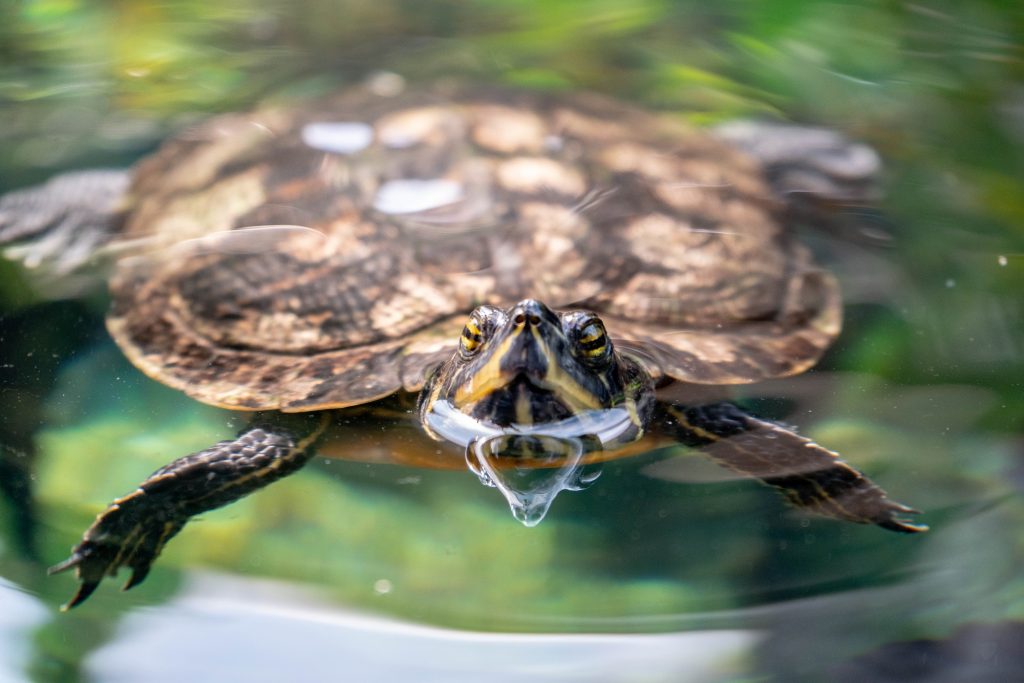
543,134 -> 564,152
301,122 -> 373,154
467,434 -> 587,527
373,178 -> 464,214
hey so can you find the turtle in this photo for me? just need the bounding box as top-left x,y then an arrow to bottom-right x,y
0,81 -> 926,610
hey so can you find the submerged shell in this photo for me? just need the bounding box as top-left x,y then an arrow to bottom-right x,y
107,85 -> 841,412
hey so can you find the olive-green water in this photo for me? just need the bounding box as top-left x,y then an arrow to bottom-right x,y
1,2 -> 1022,681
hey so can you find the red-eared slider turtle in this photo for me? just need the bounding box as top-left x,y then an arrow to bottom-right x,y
0,81 -> 925,610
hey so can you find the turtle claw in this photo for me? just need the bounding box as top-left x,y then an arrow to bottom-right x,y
880,518 -> 929,534
875,504 -> 928,534
890,502 -> 922,515
49,540 -> 118,611
49,496 -> 187,608
49,537 -> 127,610
51,527 -> 174,608
47,549 -> 87,576
62,581 -> 101,612
122,564 -> 152,592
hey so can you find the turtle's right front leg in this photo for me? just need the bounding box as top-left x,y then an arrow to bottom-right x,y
49,412 -> 329,609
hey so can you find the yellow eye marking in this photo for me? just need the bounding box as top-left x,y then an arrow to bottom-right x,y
461,317 -> 484,354
577,321 -> 608,358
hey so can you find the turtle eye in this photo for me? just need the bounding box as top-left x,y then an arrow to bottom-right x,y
460,317 -> 485,356
575,318 -> 610,363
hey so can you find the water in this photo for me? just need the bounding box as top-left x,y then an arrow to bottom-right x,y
2,2 -> 1023,681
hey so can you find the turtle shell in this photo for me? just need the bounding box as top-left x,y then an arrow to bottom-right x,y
107,84 -> 841,412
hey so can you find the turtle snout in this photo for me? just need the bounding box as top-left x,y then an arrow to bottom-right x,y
510,299 -> 558,329
500,328 -> 549,380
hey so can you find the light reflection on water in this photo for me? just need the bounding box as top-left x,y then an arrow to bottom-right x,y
79,572 -> 757,683
0,578 -> 48,682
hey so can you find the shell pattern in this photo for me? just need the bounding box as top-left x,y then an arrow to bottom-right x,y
107,85 -> 841,412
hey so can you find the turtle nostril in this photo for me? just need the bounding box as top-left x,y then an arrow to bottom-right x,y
512,300 -> 552,327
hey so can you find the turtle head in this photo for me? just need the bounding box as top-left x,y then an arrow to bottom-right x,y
420,299 -> 651,441
420,299 -> 653,526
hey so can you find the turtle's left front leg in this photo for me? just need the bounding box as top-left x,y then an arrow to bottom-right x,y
50,412 -> 329,609
661,403 -> 926,533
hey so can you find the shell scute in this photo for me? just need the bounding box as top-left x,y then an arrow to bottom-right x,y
109,86 -> 841,411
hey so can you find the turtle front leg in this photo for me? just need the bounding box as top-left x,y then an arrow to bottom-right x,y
50,412 -> 329,609
661,403 -> 926,533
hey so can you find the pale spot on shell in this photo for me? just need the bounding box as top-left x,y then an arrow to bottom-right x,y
654,183 -> 725,215
519,202 -> 588,239
373,179 -> 465,215
366,71 -> 406,97
144,168 -> 267,242
600,142 -> 679,180
626,214 -> 706,268
517,202 -> 591,300
470,105 -> 547,154
369,275 -> 455,336
376,107 -> 461,149
301,122 -> 374,154
552,108 -> 630,141
496,157 -> 587,196
138,114 -> 279,199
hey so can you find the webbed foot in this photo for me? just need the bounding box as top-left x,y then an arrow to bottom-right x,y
0,169 -> 129,283
50,415 -> 328,609
49,502 -> 185,610
667,403 -> 927,533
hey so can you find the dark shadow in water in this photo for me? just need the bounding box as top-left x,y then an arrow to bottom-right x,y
0,300 -> 104,559
833,621 -> 1024,683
